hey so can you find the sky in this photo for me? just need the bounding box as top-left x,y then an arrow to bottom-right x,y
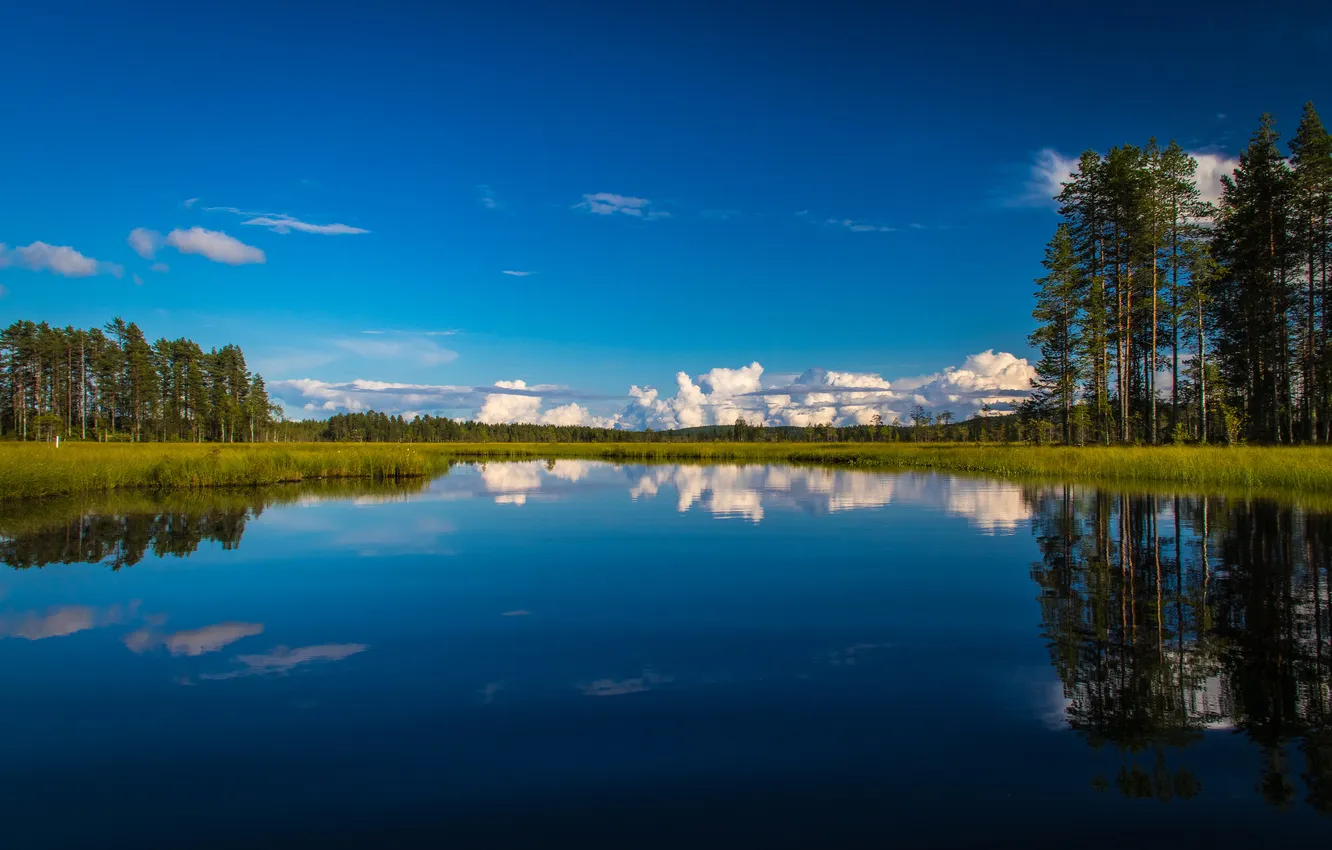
2,0 -> 1330,428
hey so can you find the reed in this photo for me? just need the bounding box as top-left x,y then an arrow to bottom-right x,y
1,441 -> 1329,501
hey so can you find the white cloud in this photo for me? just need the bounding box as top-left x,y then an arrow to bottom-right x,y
1191,151 -> 1240,207
150,262 -> 170,273
622,351 -> 1035,430
501,270 -> 533,276
128,227 -> 163,259
574,192 -> 669,219
206,206 -> 368,235
477,185 -> 499,209
183,197 -> 199,208
3,241 -> 123,278
269,351 -> 1035,427
132,273 -> 144,286
166,227 -> 265,265
240,215 -> 369,235
1018,148 -> 1082,208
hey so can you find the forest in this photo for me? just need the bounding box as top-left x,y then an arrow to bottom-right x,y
0,318 -> 279,443
1026,103 -> 1332,445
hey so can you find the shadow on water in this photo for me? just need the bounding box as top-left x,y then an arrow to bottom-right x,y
1025,484 -> 1332,814
0,477 -> 433,569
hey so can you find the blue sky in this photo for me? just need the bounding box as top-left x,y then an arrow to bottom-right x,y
2,0 -> 1329,427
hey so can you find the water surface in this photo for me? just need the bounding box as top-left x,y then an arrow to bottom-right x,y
1,462 -> 1328,848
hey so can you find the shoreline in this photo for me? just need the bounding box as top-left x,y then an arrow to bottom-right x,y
2,441 -> 1332,502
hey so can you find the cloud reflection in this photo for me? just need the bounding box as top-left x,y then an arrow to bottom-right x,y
581,669 -> 673,697
200,643 -> 368,680
124,621 -> 265,656
0,603 -> 136,641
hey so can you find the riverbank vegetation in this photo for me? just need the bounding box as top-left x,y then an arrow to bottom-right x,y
2,442 -> 1330,502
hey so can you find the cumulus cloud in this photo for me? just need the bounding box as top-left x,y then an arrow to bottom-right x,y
3,242 -> 124,278
1015,147 -> 1238,208
574,192 -> 669,219
128,227 -> 163,259
268,352 -> 1034,428
623,352 -> 1035,430
166,227 -> 265,265
476,380 -> 619,427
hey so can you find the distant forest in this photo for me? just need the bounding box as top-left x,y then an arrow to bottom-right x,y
271,410 -> 1019,443
1026,103 -> 1332,445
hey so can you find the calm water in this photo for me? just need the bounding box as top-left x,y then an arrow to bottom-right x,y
1,461 -> 1329,848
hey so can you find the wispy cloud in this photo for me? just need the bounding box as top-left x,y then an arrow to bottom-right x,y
574,192 -> 669,219
150,262 -> 170,273
824,218 -> 897,233
477,184 -> 500,210
501,270 -> 533,276
132,273 -> 144,285
2,242 -> 124,278
166,228 -> 266,265
128,227 -> 164,259
207,207 -> 368,235
183,197 -> 199,208
335,335 -> 458,366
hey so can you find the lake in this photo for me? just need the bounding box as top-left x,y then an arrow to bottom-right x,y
1,461 -> 1329,848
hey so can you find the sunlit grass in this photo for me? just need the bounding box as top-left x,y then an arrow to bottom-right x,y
1,441 -> 1329,501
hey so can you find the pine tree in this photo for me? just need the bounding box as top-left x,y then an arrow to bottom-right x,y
1213,115 -> 1295,443
1030,225 -> 1085,443
1288,102 -> 1332,442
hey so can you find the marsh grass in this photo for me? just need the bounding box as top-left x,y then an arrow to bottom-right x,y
1,441 -> 1329,501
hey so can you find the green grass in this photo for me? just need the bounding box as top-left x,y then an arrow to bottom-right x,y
1,441 -> 1330,501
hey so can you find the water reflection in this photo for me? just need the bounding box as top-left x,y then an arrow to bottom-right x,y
454,461 -> 1033,531
1026,486 -> 1332,812
0,478 -> 430,569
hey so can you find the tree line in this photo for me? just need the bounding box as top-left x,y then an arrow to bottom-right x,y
1027,103 -> 1331,445
0,318 -> 279,442
271,409 -> 1025,443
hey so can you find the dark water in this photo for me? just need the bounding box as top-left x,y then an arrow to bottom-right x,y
1,462 -> 1329,848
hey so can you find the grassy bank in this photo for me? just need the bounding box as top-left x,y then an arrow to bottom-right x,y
1,441 -> 1330,501
0,442 -> 436,501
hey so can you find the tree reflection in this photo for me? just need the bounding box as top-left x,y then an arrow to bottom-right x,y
0,478 -> 431,570
1029,486 -> 1332,812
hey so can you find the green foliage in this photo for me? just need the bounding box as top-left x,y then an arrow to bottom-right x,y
0,317 -> 278,443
